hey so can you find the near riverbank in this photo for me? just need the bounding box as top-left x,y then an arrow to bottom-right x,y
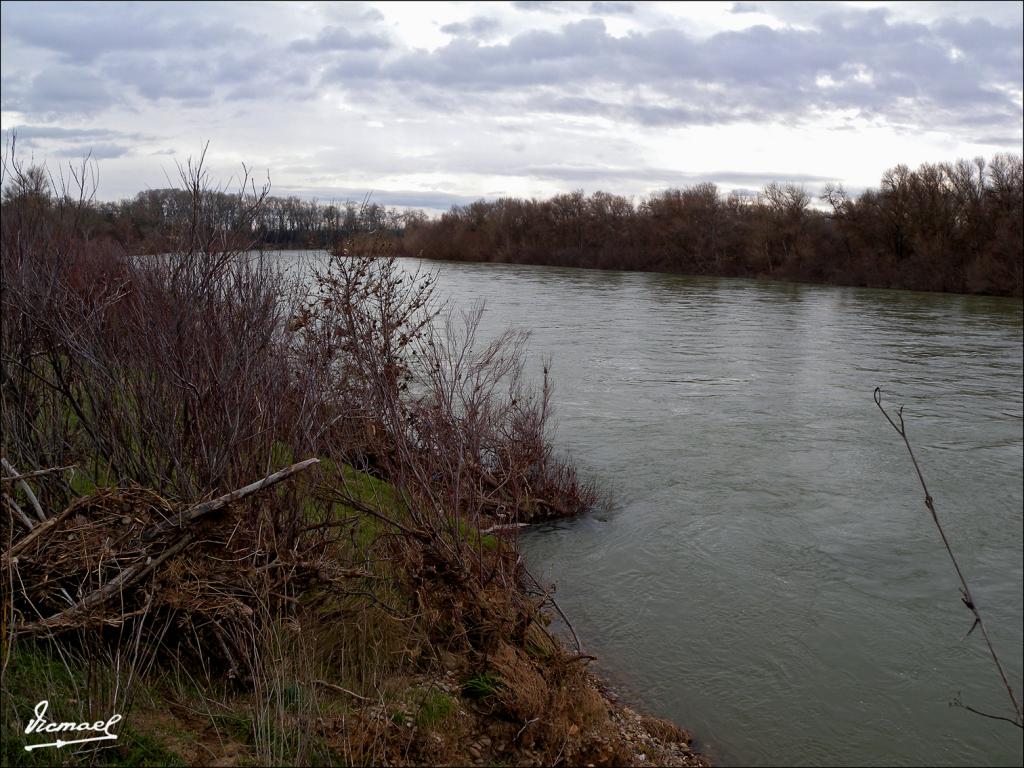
2,460 -> 708,767
1,155 -> 707,767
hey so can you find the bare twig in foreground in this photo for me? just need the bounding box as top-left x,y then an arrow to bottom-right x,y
1,458 -> 46,522
874,387 -> 1022,729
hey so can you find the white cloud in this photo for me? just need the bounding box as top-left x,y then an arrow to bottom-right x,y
1,0 -> 1020,205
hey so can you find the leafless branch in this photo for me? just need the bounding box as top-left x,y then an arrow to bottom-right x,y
874,386 -> 1023,728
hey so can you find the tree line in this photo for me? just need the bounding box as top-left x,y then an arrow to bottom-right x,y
98,189 -> 424,250
1,162 -> 419,252
402,155 -> 1023,297
3,151 -> 1020,296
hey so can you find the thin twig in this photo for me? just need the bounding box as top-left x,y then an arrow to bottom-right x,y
0,464 -> 75,484
874,387 -> 1023,728
2,496 -> 85,567
952,694 -> 1024,727
3,492 -> 34,531
1,458 -> 46,522
312,679 -> 371,701
521,562 -> 584,655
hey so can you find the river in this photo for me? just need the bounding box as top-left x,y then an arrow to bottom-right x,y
296,252 -> 1024,766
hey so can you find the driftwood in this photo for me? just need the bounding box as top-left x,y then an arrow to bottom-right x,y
313,679 -> 372,701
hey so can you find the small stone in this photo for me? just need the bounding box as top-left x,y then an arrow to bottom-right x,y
468,746 -> 481,760
479,735 -> 491,747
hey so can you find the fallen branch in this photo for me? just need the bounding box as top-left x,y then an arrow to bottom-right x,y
143,457 -> 320,542
323,489 -> 428,542
520,563 -> 584,656
874,387 -> 1023,728
482,522 -> 529,534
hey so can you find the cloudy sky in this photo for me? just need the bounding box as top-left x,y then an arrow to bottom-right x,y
1,1 -> 1021,210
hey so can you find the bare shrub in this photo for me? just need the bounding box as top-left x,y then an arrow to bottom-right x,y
2,139 -> 630,767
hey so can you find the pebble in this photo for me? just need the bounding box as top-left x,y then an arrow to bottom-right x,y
479,735 -> 491,747
468,745 -> 481,759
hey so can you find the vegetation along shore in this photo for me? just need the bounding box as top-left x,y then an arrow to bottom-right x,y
79,153 -> 1022,298
1,146 -> 709,767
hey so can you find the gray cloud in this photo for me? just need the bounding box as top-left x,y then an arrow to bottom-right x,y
1,66 -> 115,117
1,1 -> 1019,203
58,142 -> 131,159
7,2 -> 1019,134
275,185 -> 486,211
972,134 -> 1024,147
1,125 -> 139,142
1,125 -> 141,161
589,2 -> 635,15
440,16 -> 502,38
329,9 -> 1021,134
1,1 -> 252,64
289,26 -> 392,53
512,1 -> 570,13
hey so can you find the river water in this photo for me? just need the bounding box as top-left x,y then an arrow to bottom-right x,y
296,252 -> 1023,766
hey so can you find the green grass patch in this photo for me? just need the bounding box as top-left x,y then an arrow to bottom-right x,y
461,672 -> 502,700
451,517 -> 500,552
414,690 -> 458,728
